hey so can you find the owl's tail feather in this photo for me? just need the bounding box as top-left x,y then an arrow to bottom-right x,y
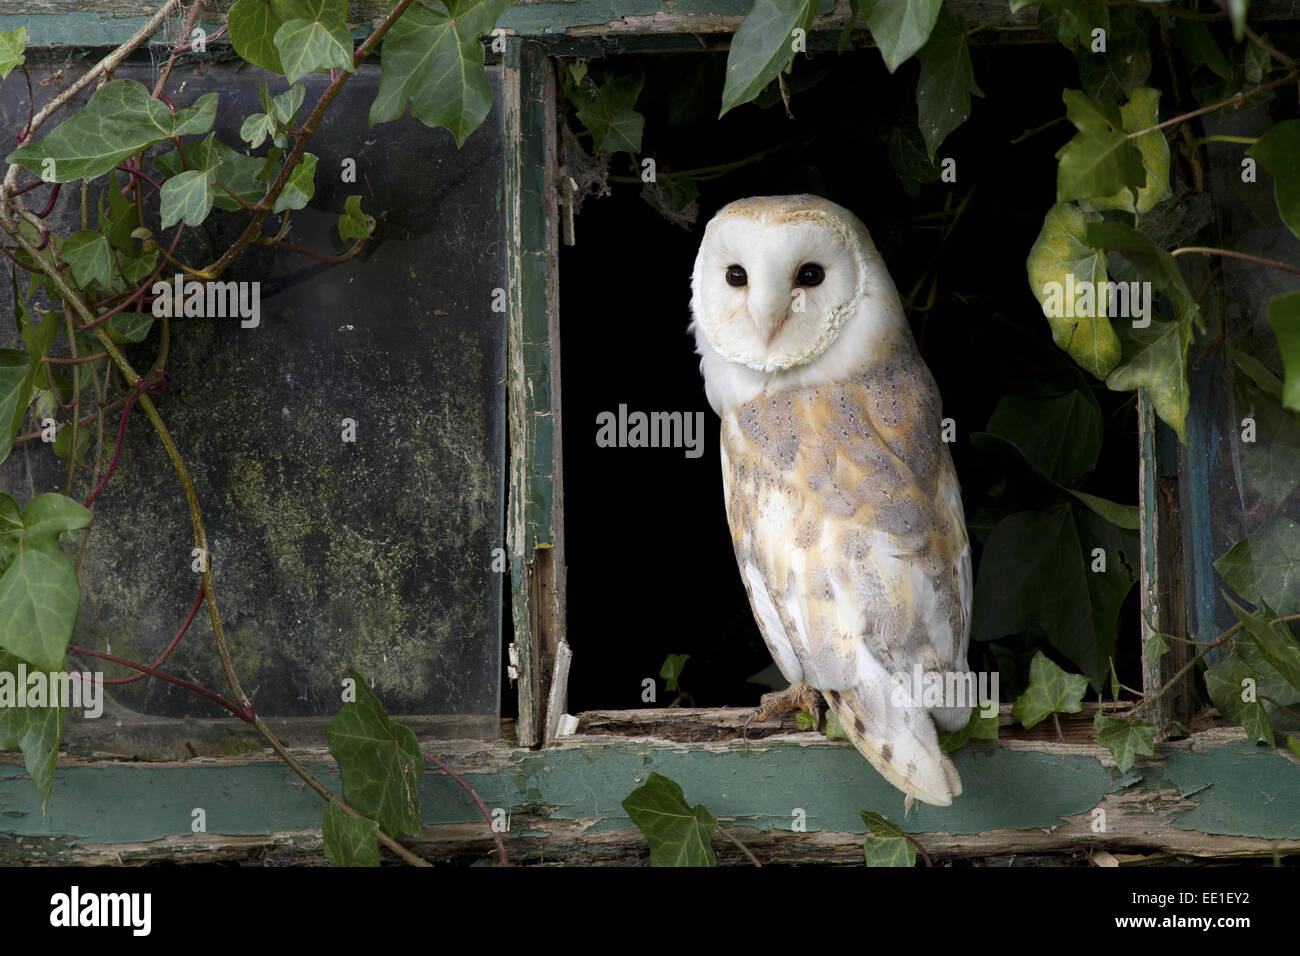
824,688 -> 962,807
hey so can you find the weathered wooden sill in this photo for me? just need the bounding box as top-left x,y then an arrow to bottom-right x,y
3,705 -> 1296,865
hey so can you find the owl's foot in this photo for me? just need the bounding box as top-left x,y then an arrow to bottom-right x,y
742,680 -> 823,736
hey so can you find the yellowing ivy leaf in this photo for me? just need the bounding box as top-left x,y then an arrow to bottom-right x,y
1026,203 -> 1121,379
1087,87 -> 1172,214
1055,89 -> 1146,205
1105,320 -> 1192,444
0,26 -> 26,80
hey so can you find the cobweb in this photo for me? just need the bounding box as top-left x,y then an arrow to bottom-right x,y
145,1 -> 198,88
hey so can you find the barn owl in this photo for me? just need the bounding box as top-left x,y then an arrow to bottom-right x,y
690,195 -> 973,807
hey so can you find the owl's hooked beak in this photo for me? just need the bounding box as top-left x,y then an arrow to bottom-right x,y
748,286 -> 793,347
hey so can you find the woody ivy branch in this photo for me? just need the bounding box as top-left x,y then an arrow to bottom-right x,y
0,0 -> 1295,869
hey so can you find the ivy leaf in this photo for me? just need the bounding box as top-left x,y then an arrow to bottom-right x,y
322,800 -> 380,867
1205,653 -> 1274,745
1226,594 -> 1300,691
1067,489 -> 1139,530
1267,290 -> 1300,412
155,139 -> 265,212
1216,535 -> 1261,605
1233,352 -> 1284,399
621,772 -> 717,867
1055,90 -> 1146,205
325,671 -> 425,837
274,0 -> 354,86
659,653 -> 690,694
1037,0 -> 1110,51
1215,521 -> 1300,616
1086,87 -> 1171,214
240,112 -> 277,150
1244,43 -> 1270,84
98,172 -> 136,251
1104,320 -> 1192,444
338,194 -> 371,241
1076,7 -> 1150,101
271,151 -> 318,213
1144,629 -> 1169,662
5,79 -> 217,183
0,493 -> 93,673
160,168 -> 217,229
1176,19 -> 1232,79
0,26 -> 27,80
1094,713 -> 1157,772
1025,202 -> 1121,378
823,709 -> 850,741
973,502 -> 1137,687
887,119 -> 940,196
1011,650 -> 1090,728
720,0 -> 819,116
271,83 -> 306,126
59,230 -> 115,292
369,0 -> 514,147
937,707 -> 999,751
984,390 -> 1102,484
574,70 -> 646,154
860,810 -> 916,867
2,278 -> 61,465
227,0 -> 288,75
105,312 -> 155,345
915,8 -> 983,159
52,425 -> 89,461
0,652 -> 64,814
1085,220 -> 1198,327
1247,120 -> 1300,241
860,0 -> 943,73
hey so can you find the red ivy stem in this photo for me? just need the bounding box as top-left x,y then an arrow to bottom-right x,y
101,582 -> 205,685
83,373 -> 163,507
16,64 -> 32,142
424,752 -> 509,866
116,163 -> 164,193
68,643 -> 253,721
44,359 -> 79,410
33,182 -> 61,218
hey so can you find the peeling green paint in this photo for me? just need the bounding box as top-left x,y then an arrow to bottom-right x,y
3,737 -> 1295,847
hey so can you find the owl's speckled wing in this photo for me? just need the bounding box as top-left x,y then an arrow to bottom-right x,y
721,341 -> 972,806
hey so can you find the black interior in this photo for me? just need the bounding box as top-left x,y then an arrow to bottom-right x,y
555,43 -> 1142,711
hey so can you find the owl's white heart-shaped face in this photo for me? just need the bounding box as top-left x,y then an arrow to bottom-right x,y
690,195 -> 909,415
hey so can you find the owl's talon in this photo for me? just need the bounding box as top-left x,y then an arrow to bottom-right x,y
741,680 -> 822,737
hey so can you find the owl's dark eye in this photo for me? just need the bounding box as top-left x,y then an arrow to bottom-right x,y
795,263 -> 825,287
725,265 -> 747,287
